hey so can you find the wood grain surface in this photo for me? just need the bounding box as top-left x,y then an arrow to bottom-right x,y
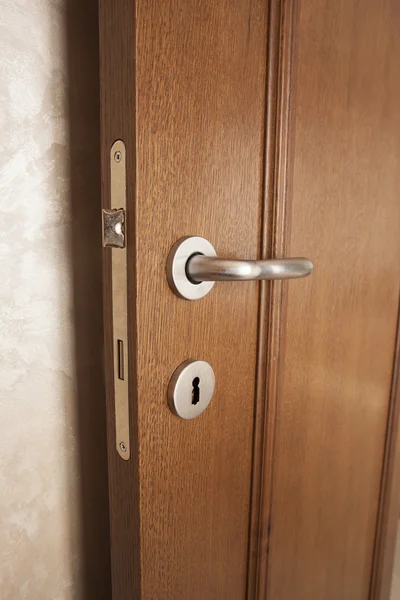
371,311 -> 400,600
266,1 -> 400,599
247,1 -> 297,598
135,2 -> 267,598
100,1 -> 400,599
101,1 -> 269,598
99,1 -> 141,598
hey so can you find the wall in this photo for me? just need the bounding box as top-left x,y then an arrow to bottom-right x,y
0,1 -> 110,598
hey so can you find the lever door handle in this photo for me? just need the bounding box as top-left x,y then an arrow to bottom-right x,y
187,255 -> 313,282
167,236 -> 313,300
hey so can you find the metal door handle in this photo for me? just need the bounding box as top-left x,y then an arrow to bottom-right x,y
187,255 -> 312,282
167,236 -> 313,300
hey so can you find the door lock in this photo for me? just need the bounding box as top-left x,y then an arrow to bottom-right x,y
103,140 -> 130,460
168,359 -> 215,420
102,207 -> 125,248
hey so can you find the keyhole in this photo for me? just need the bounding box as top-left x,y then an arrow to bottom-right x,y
192,377 -> 200,405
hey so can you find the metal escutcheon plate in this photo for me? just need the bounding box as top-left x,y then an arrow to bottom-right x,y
166,236 -> 217,300
168,359 -> 215,420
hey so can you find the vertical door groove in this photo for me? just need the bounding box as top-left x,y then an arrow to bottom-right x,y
247,1 -> 296,597
370,306 -> 400,599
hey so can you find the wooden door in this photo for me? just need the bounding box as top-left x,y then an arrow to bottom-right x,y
99,1 -> 400,599
262,2 -> 400,599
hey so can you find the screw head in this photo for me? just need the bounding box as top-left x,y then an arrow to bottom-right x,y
114,150 -> 122,163
119,441 -> 127,452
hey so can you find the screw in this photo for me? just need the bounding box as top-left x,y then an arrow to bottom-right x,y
119,441 -> 127,453
114,151 -> 122,163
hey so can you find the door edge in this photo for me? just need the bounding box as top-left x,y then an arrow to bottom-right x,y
370,304 -> 400,600
99,1 -> 142,598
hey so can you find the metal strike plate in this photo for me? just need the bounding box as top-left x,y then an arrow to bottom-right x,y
102,208 -> 125,248
105,140 -> 130,460
168,359 -> 215,420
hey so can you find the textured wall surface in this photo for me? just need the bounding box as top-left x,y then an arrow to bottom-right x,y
0,1 -> 110,598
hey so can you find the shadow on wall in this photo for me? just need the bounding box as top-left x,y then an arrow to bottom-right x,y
66,0 -> 111,597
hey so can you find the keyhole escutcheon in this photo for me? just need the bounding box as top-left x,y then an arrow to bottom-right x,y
168,359 -> 215,420
192,377 -> 200,405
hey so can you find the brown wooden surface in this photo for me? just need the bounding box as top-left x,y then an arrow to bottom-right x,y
247,1 -> 296,598
135,2 -> 267,598
266,1 -> 400,599
67,1 -> 112,597
100,1 -> 400,599
101,1 -> 269,598
99,1 -> 141,598
371,311 -> 400,600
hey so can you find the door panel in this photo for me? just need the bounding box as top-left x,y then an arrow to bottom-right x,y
101,1 -> 268,598
267,1 -> 400,599
136,3 -> 267,597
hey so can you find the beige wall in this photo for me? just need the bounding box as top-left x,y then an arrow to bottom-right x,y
0,1 -> 110,598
